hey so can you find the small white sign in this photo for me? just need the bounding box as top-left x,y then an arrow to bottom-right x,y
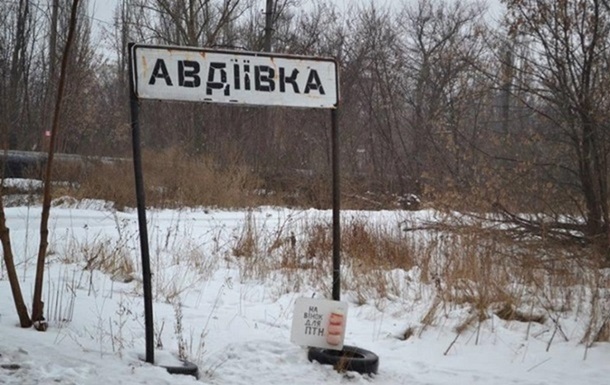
290,297 -> 348,351
131,44 -> 338,109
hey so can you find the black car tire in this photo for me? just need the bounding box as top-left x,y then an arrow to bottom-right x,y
308,345 -> 379,375
161,360 -> 199,379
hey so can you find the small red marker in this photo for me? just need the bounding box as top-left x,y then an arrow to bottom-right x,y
326,309 -> 345,346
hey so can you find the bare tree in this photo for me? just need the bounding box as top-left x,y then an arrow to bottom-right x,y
338,4 -> 402,192
237,0 -> 298,51
397,0 -> 487,194
32,0 -> 82,329
0,0 -> 34,328
500,0 -> 610,248
1,0 -> 39,150
129,0 -> 252,46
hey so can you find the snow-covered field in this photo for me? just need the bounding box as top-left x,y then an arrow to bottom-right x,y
1,185 -> 608,384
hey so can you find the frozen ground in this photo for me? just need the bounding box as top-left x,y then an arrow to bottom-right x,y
0,188 -> 608,384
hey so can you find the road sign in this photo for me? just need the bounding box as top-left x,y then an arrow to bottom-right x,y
291,297 -> 348,351
131,44 -> 338,109
128,42 -> 343,366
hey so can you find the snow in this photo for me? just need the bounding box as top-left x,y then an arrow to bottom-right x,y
1,196 -> 609,384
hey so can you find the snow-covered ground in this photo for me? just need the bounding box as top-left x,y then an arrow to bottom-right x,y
1,188 -> 608,384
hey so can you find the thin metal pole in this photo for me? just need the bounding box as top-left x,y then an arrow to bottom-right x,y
128,43 -> 155,364
331,107 -> 341,301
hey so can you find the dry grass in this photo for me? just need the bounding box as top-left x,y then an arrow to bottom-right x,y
47,148 -> 265,209
45,265 -> 77,328
224,211 -> 610,344
71,160 -> 135,209
232,211 -> 259,258
342,218 -> 416,271
16,149 -> 416,210
62,234 -> 136,283
142,148 -> 263,208
18,154 -> 608,349
36,200 -> 610,361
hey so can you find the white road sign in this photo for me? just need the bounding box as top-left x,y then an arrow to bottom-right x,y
131,44 -> 338,109
290,297 -> 348,351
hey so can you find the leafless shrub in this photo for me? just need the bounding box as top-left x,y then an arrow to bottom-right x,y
61,230 -> 136,284
80,238 -> 135,282
45,266 -> 77,328
232,210 -> 259,259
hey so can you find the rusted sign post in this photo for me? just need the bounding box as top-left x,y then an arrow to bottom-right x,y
128,43 -> 341,365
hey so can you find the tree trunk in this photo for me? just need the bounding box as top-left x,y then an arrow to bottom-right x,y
0,194 -> 32,327
579,116 -> 608,243
0,0 -> 32,329
31,0 -> 81,329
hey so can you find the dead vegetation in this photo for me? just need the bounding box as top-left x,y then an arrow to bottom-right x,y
5,151 -> 610,348
220,207 -> 610,345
